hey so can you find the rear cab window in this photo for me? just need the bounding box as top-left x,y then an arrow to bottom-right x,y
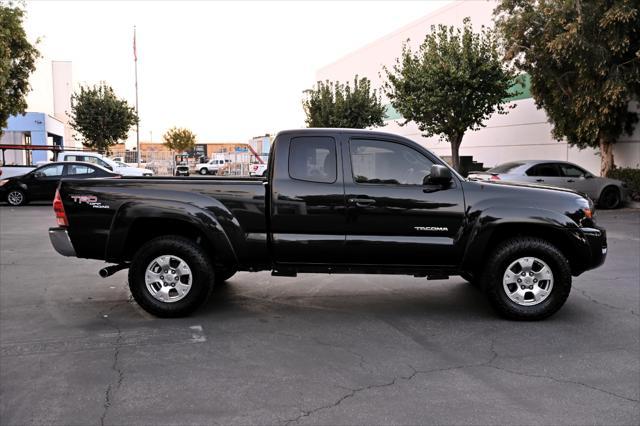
288,136 -> 337,184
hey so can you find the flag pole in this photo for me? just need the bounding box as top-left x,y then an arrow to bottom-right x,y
134,25 -> 140,166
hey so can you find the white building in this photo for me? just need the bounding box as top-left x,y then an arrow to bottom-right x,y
316,0 -> 640,175
1,59 -> 79,165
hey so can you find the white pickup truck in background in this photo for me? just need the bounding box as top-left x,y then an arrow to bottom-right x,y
56,152 -> 154,176
1,151 -> 154,178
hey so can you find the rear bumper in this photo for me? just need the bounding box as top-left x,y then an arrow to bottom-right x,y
581,226 -> 607,271
49,227 -> 76,257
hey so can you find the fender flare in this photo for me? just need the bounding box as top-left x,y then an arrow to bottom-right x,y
460,206 -> 591,274
104,200 -> 238,266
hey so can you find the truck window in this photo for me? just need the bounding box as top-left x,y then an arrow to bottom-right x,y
349,139 -> 433,185
288,137 -> 337,183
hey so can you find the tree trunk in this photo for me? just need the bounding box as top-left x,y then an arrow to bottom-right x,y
599,136 -> 615,177
449,134 -> 463,172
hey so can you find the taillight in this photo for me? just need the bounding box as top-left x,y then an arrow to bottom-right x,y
53,189 -> 68,227
490,174 -> 501,181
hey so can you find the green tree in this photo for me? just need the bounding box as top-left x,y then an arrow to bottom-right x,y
495,0 -> 640,176
384,18 -> 517,171
303,76 -> 386,129
0,1 -> 39,135
162,127 -> 196,153
69,83 -> 138,152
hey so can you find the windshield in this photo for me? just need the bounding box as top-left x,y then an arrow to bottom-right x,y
487,162 -> 525,174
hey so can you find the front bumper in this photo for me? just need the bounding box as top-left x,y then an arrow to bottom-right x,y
49,227 -> 76,257
581,226 -> 607,270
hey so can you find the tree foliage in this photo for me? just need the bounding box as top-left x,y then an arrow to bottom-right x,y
69,83 -> 138,152
162,127 -> 196,153
384,18 -> 517,171
0,1 -> 39,135
495,0 -> 640,176
303,76 -> 386,129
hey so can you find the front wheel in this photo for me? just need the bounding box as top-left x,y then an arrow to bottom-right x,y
481,237 -> 571,320
199,168 -> 208,175
128,236 -> 214,317
6,189 -> 27,206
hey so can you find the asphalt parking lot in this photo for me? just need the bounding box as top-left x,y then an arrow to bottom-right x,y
0,205 -> 638,425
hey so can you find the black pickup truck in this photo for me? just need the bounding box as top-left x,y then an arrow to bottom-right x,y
49,129 -> 607,320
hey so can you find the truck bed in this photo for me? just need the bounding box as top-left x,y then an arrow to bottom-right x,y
58,176 -> 269,267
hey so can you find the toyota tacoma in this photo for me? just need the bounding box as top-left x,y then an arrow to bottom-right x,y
49,129 -> 607,320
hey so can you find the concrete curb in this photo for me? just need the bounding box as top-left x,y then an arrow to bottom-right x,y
627,201 -> 640,209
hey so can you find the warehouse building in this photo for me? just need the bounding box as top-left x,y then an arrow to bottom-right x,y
316,0 -> 640,175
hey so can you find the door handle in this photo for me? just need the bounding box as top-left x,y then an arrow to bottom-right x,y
536,179 -> 545,182
567,179 -> 575,183
348,198 -> 376,207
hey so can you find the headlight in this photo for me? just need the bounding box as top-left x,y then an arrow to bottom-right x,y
0,179 -> 8,186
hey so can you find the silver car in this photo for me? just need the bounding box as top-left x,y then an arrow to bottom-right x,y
468,160 -> 628,209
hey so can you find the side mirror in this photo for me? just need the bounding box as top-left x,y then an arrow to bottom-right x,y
33,171 -> 44,178
425,164 -> 453,186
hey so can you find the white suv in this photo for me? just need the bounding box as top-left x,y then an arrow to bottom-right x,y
197,159 -> 226,175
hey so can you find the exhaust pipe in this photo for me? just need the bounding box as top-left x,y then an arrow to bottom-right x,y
99,263 -> 129,278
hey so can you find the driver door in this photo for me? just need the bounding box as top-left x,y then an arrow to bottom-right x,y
343,138 -> 465,266
30,164 -> 64,201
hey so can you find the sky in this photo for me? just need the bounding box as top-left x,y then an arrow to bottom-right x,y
23,0 -> 451,146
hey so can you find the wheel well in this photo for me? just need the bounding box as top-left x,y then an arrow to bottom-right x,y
598,185 -> 619,200
123,218 -> 215,263
479,224 -> 581,274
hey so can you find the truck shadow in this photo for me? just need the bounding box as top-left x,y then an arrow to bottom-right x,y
201,278 -> 497,321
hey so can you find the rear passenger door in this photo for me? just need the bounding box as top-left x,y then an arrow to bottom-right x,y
270,134 -> 347,263
524,163 -> 565,187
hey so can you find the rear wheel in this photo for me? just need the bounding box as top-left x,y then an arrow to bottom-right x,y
598,186 -> 621,209
6,189 -> 27,206
481,237 -> 571,320
128,236 -> 214,317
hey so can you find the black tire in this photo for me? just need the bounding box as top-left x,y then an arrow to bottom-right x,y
214,268 -> 236,286
199,168 -> 208,175
6,189 -> 27,206
261,170 -> 268,177
598,186 -> 621,209
481,237 -> 572,320
128,236 -> 214,317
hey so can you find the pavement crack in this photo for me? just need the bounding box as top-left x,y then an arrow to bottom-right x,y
99,303 -> 126,426
283,339 -> 499,425
575,287 -> 639,317
484,364 -> 639,403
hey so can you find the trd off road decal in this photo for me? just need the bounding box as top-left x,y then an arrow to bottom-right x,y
70,195 -> 110,209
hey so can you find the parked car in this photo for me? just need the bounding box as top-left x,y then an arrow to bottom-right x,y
197,158 -> 227,175
249,163 -> 268,177
1,162 -> 118,206
49,129 -> 607,321
174,164 -> 190,176
57,152 -> 154,177
468,160 -> 628,209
